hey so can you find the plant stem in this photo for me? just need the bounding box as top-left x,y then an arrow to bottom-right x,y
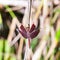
17,37 -> 24,60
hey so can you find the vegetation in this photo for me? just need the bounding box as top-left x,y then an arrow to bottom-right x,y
0,0 -> 60,60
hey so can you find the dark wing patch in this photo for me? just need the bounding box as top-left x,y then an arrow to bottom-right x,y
30,29 -> 39,39
20,25 -> 27,33
29,24 -> 36,33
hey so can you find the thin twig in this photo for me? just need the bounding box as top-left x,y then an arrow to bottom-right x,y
33,0 -> 43,27
43,0 -> 48,18
9,33 -> 21,47
17,37 -> 24,60
22,4 -> 29,27
51,12 -> 59,24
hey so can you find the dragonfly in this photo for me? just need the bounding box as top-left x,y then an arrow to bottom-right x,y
19,23 -> 39,46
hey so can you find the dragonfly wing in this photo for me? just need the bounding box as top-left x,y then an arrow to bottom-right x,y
20,25 -> 27,33
30,29 -> 39,39
29,24 -> 36,33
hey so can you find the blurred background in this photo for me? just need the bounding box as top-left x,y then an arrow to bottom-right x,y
0,0 -> 60,60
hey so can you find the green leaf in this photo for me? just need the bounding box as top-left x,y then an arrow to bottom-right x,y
11,47 -> 15,53
0,39 -> 3,52
30,38 -> 38,51
54,8 -> 60,13
40,55 -> 44,60
0,39 -> 4,60
0,13 -> 3,30
4,40 -> 11,53
4,40 -> 11,60
4,40 -> 15,60
0,13 -> 2,25
55,28 -> 60,42
5,6 -> 16,18
10,56 -> 16,60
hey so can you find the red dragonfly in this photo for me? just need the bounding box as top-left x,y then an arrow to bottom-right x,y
19,24 -> 39,46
